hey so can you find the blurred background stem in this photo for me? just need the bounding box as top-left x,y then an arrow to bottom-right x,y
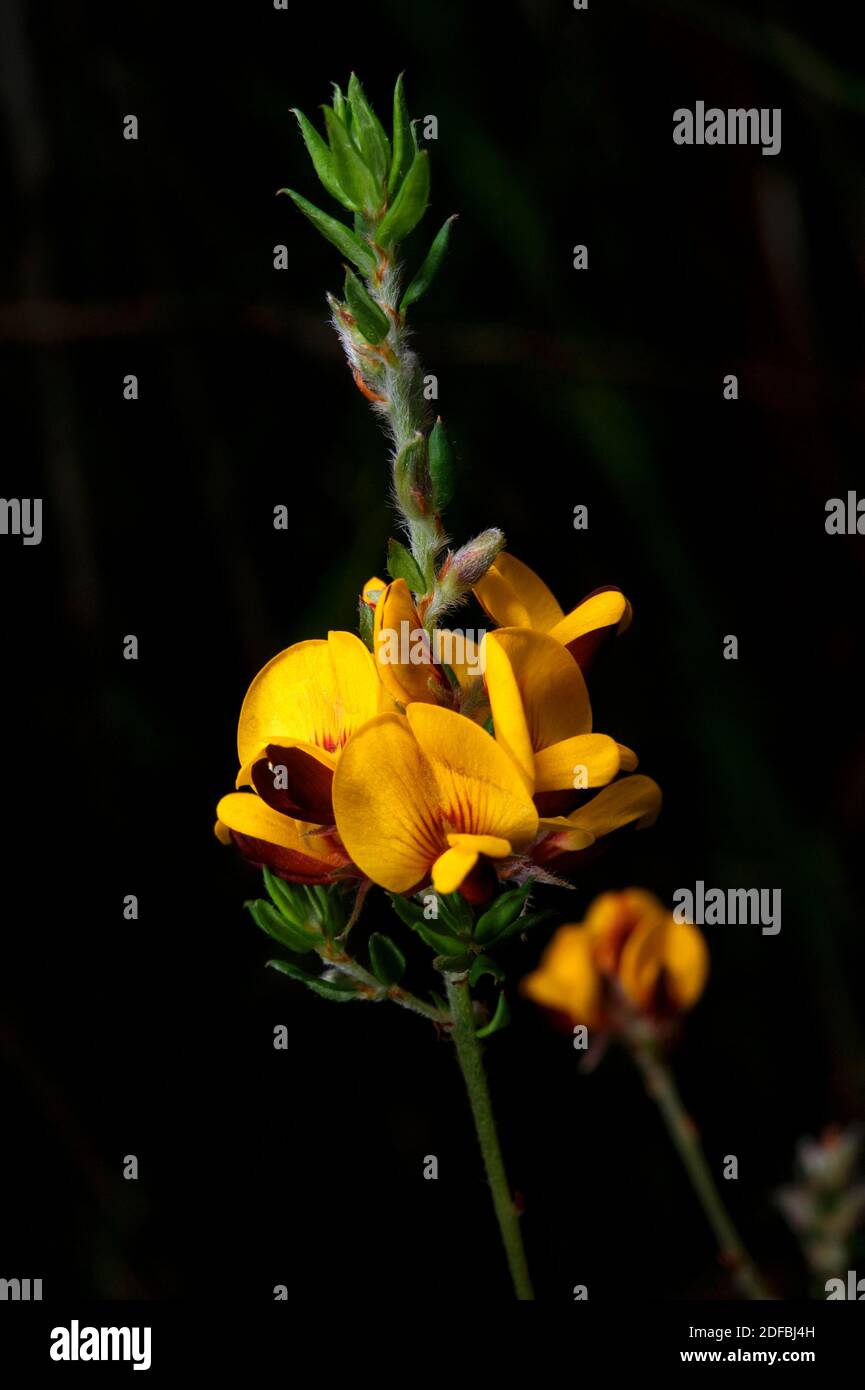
631,1039 -> 772,1300
446,974 -> 534,1300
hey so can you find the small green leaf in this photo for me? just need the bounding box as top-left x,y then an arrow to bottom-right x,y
358,598 -> 374,650
468,954 -> 505,988
477,991 -> 511,1039
428,418 -> 457,513
262,867 -> 305,927
331,83 -> 348,125
347,74 -> 390,183
279,189 -> 376,272
291,108 -> 350,209
475,879 -> 536,945
368,932 -> 406,986
324,106 -> 382,215
433,953 -> 474,974
393,434 -> 427,495
246,899 -> 323,955
400,216 -> 457,312
386,538 -> 426,592
436,892 -> 473,936
388,895 -> 466,955
377,151 -> 430,248
487,909 -> 555,948
343,268 -> 390,344
388,73 -> 413,198
267,958 -> 362,1001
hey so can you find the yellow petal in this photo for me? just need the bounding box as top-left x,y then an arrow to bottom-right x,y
565,775 -> 662,841
373,578 -> 444,706
215,792 -> 338,863
617,742 -> 639,772
406,703 -> 539,849
362,575 -> 387,606
534,733 -> 621,793
522,924 -> 602,1026
662,918 -> 709,1011
432,846 -> 479,893
438,629 -> 483,690
484,628 -> 593,795
475,553 -> 564,631
446,832 -> 512,857
237,631 -> 382,770
214,818 -> 231,844
548,588 -> 632,648
331,712 -> 443,892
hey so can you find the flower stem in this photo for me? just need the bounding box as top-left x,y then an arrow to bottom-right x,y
630,1040 -> 772,1299
445,973 -> 534,1300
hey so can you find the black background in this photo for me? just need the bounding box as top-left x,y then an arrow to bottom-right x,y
2,0 -> 864,1301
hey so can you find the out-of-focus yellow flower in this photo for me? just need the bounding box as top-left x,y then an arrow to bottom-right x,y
332,702 -> 538,894
474,552 -> 631,668
522,889 -> 708,1029
483,627 -> 635,797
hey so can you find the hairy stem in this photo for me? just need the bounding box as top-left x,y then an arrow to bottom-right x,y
445,973 -> 535,1300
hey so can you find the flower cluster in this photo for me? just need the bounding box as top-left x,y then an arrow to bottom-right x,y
215,556 -> 661,904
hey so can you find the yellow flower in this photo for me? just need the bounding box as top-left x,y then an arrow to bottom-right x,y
332,702 -> 538,895
522,889 -> 708,1029
483,627 -> 635,798
474,552 -> 631,668
233,629 -> 390,821
530,775 -> 662,872
215,629 -> 390,881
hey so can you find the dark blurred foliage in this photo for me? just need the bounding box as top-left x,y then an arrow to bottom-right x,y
1,0 -> 864,1300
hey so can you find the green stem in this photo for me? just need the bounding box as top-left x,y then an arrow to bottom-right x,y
445,973 -> 535,1300
631,1040 -> 772,1299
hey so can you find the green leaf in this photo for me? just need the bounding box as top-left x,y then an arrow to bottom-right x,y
377,151 -> 430,248
436,891 -> 473,936
487,909 -> 555,948
427,418 -> 456,513
386,538 -> 426,592
393,434 -> 427,494
331,84 -> 347,125
358,598 -> 374,650
400,215 -> 457,312
246,899 -> 323,955
477,991 -> 511,1039
267,958 -> 362,1001
347,73 -> 390,183
468,954 -> 505,988
343,268 -> 390,345
433,953 -> 474,974
388,73 -> 413,198
290,108 -> 350,209
388,894 -> 466,955
474,879 -> 536,945
324,106 -> 382,215
368,932 -> 406,986
262,867 -> 304,927
279,188 -> 376,272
